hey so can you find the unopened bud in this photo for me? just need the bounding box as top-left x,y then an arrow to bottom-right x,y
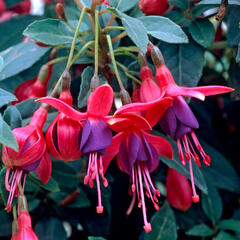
151,46 -> 165,67
56,3 -> 67,21
120,89 -> 131,105
37,65 -> 49,83
18,195 -> 28,213
62,71 -> 71,91
49,47 -> 58,61
90,75 -> 100,92
138,52 -> 148,67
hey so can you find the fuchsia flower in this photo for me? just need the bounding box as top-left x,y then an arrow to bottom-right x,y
37,85 -> 114,213
166,168 -> 192,211
138,0 -> 169,16
45,89 -> 82,161
104,97 -> 173,232
2,107 -> 52,211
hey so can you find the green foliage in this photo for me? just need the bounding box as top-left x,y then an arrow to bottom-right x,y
169,0 -> 189,10
199,0 -> 240,5
5,0 -> 22,8
109,0 -> 139,11
3,106 -> 22,129
186,224 -> 214,237
217,219 -> 240,232
144,202 -> 177,240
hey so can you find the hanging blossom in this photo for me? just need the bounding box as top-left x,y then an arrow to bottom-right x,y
117,46 -> 234,202
37,85 -> 114,213
104,93 -> 173,232
2,107 -> 52,212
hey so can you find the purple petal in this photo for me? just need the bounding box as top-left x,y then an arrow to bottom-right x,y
80,118 -> 112,154
145,144 -> 160,173
159,107 -> 177,139
175,122 -> 192,139
173,96 -> 199,129
119,138 -> 131,174
21,158 -> 41,171
127,133 -> 141,165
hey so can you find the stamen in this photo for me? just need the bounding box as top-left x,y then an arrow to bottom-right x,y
131,167 -> 135,192
189,159 -> 199,203
177,139 -> 186,165
126,192 -> 136,216
137,163 -> 152,233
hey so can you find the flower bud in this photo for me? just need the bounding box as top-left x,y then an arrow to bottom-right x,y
56,3 -> 67,21
139,0 -> 169,16
166,168 -> 192,211
120,89 -> 132,105
151,46 -> 165,67
90,74 -> 100,92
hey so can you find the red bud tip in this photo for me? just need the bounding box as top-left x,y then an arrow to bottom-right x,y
56,3 -> 67,21
84,176 -> 89,185
143,223 -> 152,233
96,206 -> 104,213
154,203 -> 159,211
151,46 -> 165,67
103,178 -> 108,187
192,195 -> 200,203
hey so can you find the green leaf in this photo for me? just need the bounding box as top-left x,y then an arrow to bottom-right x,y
237,45 -> 240,63
139,16 -> 188,44
189,18 -> 215,48
28,199 -> 41,212
35,218 -> 67,240
159,40 -> 204,87
109,8 -> 148,53
16,98 -> 40,120
0,88 -> 17,107
156,132 -> 207,194
226,7 -> 240,46
0,42 -> 50,81
68,190 -> 91,208
165,11 -> 186,25
201,174 -> 222,223
88,237 -> 106,240
109,0 -> 140,12
23,19 -> 78,46
81,0 -> 93,8
0,115 -> 18,151
144,202 -> 177,240
5,0 -> 22,8
200,139 -> 240,193
3,106 -> 22,129
187,224 -> 214,237
216,231 -> 238,240
0,57 -> 3,72
169,0 -> 189,9
0,15 -> 42,51
198,0 -> 240,5
29,172 -> 60,193
192,5 -> 217,17
217,219 -> 240,232
0,167 -> 9,206
0,210 -> 12,236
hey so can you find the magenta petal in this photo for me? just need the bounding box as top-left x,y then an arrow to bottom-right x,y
159,107 -> 177,139
173,96 -> 199,130
188,85 -> 234,96
36,97 -> 87,120
80,118 -> 112,154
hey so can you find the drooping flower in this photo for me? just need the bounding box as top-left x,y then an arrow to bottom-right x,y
17,195 -> 39,240
138,0 -> 169,16
37,85 -> 114,213
45,73 -> 82,161
166,168 -> 192,211
13,64 -> 52,105
2,107 -> 52,211
103,105 -> 173,232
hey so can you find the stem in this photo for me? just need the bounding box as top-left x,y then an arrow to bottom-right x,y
107,14 -> 116,27
114,46 -> 139,53
112,31 -> 127,43
210,41 -> 227,49
103,26 -> 125,33
94,10 -> 99,76
114,52 -> 138,60
50,74 -> 63,97
18,182 -> 24,196
65,7 -> 86,72
47,56 -> 68,66
107,34 -> 124,90
13,205 -> 17,220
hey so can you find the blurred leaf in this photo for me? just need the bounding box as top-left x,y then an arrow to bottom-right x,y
16,98 -> 40,120
237,45 -> 240,63
198,0 -> 240,5
29,172 -> 60,193
217,219 -> 240,232
201,139 -> 240,193
0,88 -> 17,107
0,15 -> 42,51
159,40 -> 204,87
169,0 -> 189,9
109,0 -> 139,12
0,56 -> 3,72
226,7 -> 240,46
155,132 -> 207,194
189,19 -> 215,48
81,0 -> 93,8
28,199 -> 41,212
5,0 -> 22,8
0,42 -> 50,81
35,218 -> 67,240
202,174 -> 222,223
165,11 -> 186,24
0,209 -> 12,237
139,16 -> 188,44
23,19 -> 78,46
68,190 -> 91,208
88,237 -> 106,240
109,8 -> 148,53
0,115 -> 18,151
0,167 -> 9,206
186,224 -> 214,237
144,202 -> 177,240
3,106 -> 22,129
192,5 -> 218,17
216,231 -> 238,240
